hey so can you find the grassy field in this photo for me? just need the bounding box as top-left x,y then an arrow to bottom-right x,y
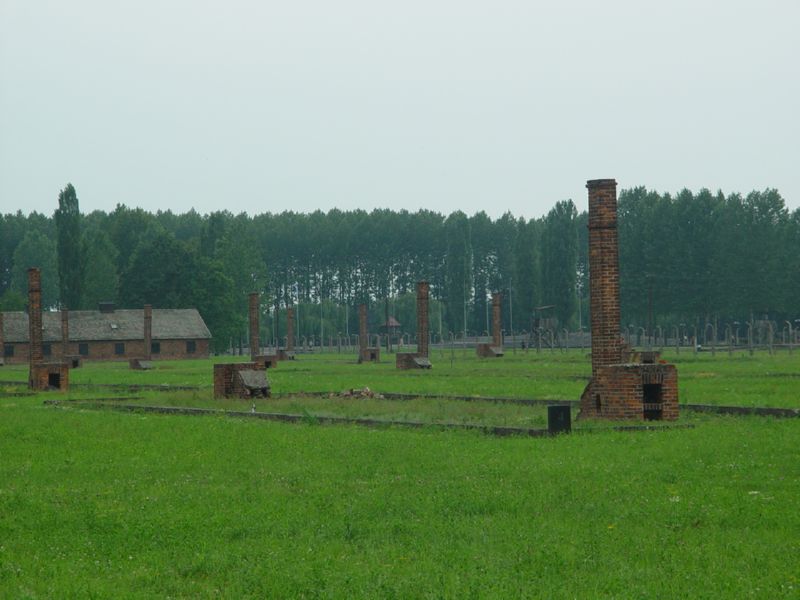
1,350 -> 799,597
2,347 -> 799,407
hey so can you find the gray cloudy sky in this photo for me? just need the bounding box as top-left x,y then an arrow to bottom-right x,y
1,0 -> 798,219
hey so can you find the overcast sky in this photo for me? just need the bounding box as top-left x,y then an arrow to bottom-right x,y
1,0 -> 798,219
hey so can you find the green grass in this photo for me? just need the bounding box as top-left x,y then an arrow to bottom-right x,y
1,397 -> 798,598
1,351 -> 799,597
3,347 -> 799,407
50,390 -> 719,431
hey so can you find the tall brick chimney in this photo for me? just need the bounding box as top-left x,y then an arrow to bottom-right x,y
28,268 -> 43,366
587,179 -> 623,374
286,307 -> 295,352
416,281 -> 429,358
61,309 -> 69,359
579,178 -> 678,421
249,292 -> 260,358
27,268 -> 69,390
144,304 -> 153,361
492,292 -> 502,347
358,303 -> 368,354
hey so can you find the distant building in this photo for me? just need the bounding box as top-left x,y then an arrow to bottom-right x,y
1,305 -> 211,364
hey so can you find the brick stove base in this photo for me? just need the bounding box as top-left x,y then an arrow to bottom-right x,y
578,362 -> 678,421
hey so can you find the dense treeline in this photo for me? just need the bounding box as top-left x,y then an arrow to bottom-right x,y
0,185 -> 797,350
617,187 -> 799,328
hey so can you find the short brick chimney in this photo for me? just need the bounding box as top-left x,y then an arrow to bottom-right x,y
28,268 -> 43,366
395,281 -> 433,369
61,309 -> 69,359
286,307 -> 295,352
28,268 -> 69,390
416,281 -> 429,358
249,292 -> 260,358
358,303 -> 368,355
492,292 -> 502,347
144,304 -> 153,361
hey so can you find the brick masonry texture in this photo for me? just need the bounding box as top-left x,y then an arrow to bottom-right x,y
129,358 -> 153,370
9,339 -> 210,364
416,281 -> 429,358
286,307 -> 295,352
397,281 -> 432,369
359,303 -> 368,353
213,361 -> 269,398
586,179 -> 623,372
578,179 -> 678,421
4,304 -> 210,365
360,347 -> 380,362
249,292 -> 259,358
476,344 -> 503,358
28,267 -> 69,391
29,362 -> 69,391
358,303 -> 380,363
253,355 -> 279,369
276,349 -> 295,361
492,292 -> 502,347
477,292 -> 504,358
61,310 -> 69,358
143,305 -> 152,361
28,268 -> 43,366
395,352 -> 431,369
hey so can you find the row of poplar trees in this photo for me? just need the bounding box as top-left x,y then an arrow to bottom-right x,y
0,184 -> 797,350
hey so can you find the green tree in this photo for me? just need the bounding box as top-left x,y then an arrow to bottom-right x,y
214,214 -> 268,342
82,229 -> 120,309
575,210 -> 589,329
784,209 -> 800,317
443,211 -> 472,336
188,257 -> 238,353
513,217 -> 540,329
0,289 -> 26,311
108,204 -> 160,273
54,183 -> 86,309
119,231 -> 237,350
119,233 -> 195,308
541,200 -> 578,327
11,230 -> 59,308
469,212 -> 495,334
490,213 -> 518,332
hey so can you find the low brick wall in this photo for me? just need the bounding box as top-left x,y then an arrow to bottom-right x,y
213,362 -> 269,398
358,347 -> 380,363
476,343 -> 503,358
276,349 -> 295,361
395,352 -> 431,370
129,358 -> 153,370
29,362 -> 69,391
579,363 -> 678,421
253,355 -> 279,369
